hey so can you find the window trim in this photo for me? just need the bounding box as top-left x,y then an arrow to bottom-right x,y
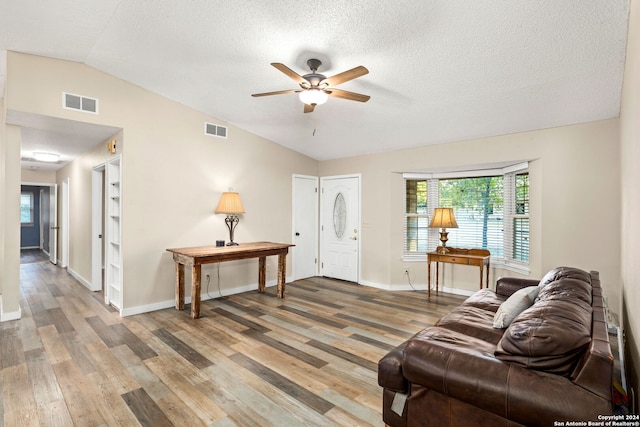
402,162 -> 529,274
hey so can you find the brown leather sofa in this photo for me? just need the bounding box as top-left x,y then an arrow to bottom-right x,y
378,267 -> 614,427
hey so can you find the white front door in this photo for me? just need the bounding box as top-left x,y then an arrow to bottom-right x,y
320,175 -> 360,283
292,175 -> 318,280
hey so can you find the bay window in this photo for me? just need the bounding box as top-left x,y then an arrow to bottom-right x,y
403,163 -> 529,271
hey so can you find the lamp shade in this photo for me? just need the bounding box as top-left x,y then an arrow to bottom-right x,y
429,207 -> 458,228
215,192 -> 245,214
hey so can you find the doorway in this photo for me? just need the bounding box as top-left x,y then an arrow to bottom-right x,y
320,174 -> 361,283
20,182 -> 57,264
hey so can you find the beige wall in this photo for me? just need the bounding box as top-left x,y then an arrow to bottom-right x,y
620,0 -> 640,407
0,123 -> 22,319
5,52 -> 318,313
320,119 -> 622,311
22,168 -> 57,183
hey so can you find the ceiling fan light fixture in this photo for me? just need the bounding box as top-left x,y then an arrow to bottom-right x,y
299,89 -> 328,106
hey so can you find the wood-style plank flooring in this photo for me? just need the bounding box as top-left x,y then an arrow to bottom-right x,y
1,261 -> 465,427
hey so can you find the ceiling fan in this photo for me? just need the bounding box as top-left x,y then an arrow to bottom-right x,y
251,59 -> 370,113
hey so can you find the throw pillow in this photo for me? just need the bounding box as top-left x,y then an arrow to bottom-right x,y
493,286 -> 540,328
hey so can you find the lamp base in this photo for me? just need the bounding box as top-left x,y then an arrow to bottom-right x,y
436,246 -> 452,254
438,229 -> 450,254
224,215 -> 240,247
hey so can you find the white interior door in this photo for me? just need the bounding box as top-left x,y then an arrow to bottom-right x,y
320,175 -> 360,283
61,179 -> 69,267
292,175 -> 318,280
91,166 -> 105,292
49,184 -> 58,264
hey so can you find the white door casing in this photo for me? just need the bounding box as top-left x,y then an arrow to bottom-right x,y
49,184 -> 58,264
292,175 -> 319,280
320,175 -> 360,283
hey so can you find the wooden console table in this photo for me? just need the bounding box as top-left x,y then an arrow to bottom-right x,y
166,242 -> 294,319
427,248 -> 490,298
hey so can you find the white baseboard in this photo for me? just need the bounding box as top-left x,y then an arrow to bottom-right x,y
358,279 -> 474,297
0,296 -> 22,322
67,267 -> 98,291
120,280 -> 279,317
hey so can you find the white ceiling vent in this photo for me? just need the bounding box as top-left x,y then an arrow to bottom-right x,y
63,92 -> 99,114
204,122 -> 228,139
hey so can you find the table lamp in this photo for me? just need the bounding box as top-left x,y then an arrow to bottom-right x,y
429,207 -> 458,254
215,190 -> 245,246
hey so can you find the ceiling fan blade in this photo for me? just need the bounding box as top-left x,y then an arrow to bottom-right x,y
251,89 -> 300,97
271,63 -> 307,85
322,66 -> 369,87
326,88 -> 370,102
303,103 -> 315,113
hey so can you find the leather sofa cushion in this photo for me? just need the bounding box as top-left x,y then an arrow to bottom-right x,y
536,277 -> 591,305
538,266 -> 592,290
461,288 -> 507,312
436,305 -> 505,345
495,295 -> 592,375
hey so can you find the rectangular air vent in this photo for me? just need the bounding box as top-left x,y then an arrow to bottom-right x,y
204,122 -> 228,139
63,92 -> 99,114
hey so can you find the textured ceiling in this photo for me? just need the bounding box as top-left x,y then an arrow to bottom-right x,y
0,0 -> 631,164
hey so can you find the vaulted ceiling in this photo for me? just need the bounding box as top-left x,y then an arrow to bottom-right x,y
0,0 -> 631,167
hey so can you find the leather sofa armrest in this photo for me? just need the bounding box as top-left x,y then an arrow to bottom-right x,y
402,328 -> 612,426
378,342 -> 409,392
495,277 -> 539,297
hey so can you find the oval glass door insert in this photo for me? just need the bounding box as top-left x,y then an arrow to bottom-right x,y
333,192 -> 347,239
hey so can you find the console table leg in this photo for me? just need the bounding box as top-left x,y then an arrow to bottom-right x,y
175,262 -> 185,310
427,261 -> 432,298
191,265 -> 201,319
486,261 -> 490,289
277,253 -> 286,298
258,256 -> 266,293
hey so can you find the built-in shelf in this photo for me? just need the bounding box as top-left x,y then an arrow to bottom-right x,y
105,157 -> 122,311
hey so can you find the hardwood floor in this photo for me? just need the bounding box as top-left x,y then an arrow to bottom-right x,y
1,261 -> 465,426
20,249 -> 49,264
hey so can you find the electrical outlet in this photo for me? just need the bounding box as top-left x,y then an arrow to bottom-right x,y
205,274 -> 210,281
404,267 -> 410,275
